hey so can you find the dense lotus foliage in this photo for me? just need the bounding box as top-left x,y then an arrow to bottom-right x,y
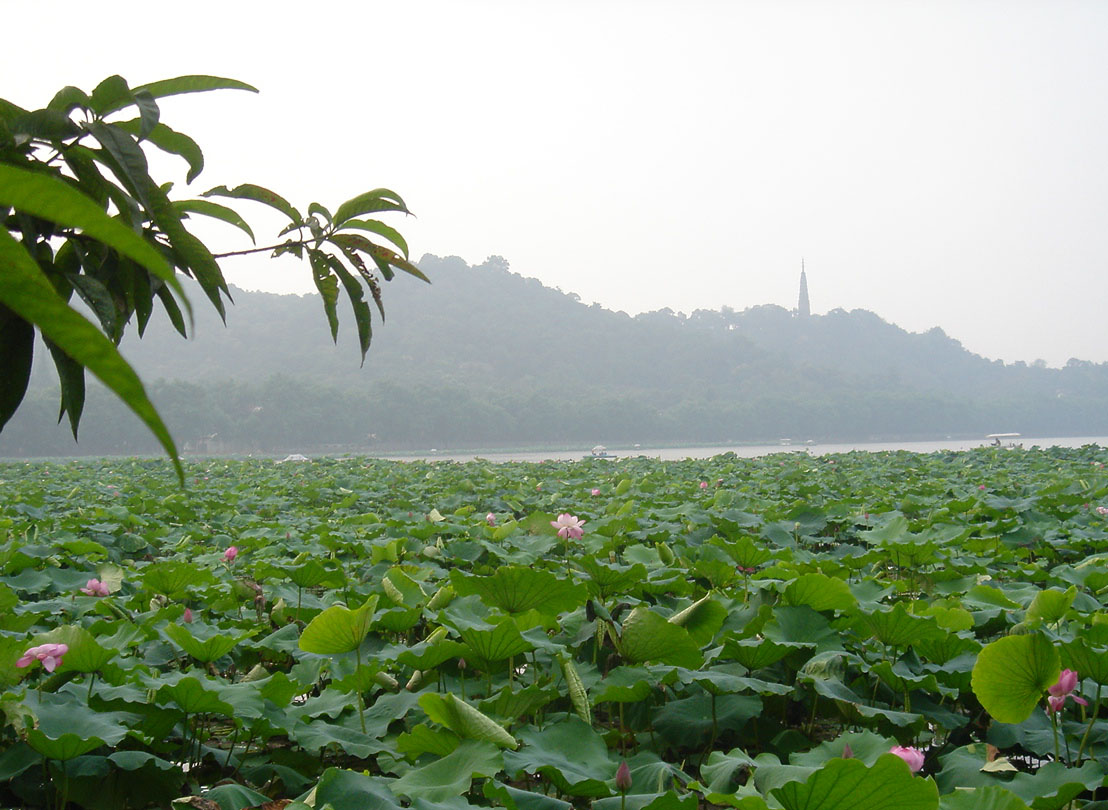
3,446 -> 1108,809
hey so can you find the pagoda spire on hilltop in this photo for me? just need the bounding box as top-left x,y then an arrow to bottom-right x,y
797,259 -> 811,318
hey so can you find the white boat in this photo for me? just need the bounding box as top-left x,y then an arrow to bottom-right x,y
985,433 -> 1022,448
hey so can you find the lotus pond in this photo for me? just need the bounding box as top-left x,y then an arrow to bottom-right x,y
3,446 -> 1108,809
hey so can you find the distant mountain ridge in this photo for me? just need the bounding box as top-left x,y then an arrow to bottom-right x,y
5,254 -> 1108,456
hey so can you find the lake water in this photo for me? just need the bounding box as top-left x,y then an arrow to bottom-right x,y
378,436 -> 1108,464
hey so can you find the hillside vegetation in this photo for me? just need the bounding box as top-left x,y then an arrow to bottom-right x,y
4,255 -> 1108,456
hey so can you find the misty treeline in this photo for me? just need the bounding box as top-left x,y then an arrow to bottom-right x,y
4,254 -> 1108,457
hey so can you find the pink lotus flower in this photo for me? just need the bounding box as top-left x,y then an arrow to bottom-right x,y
890,745 -> 925,773
1097,506 -> 1108,517
223,546 -> 238,563
16,643 -> 69,672
184,607 -> 194,623
79,578 -> 110,596
615,760 -> 632,792
486,512 -> 496,526
978,484 -> 987,491
551,513 -> 585,540
699,481 -> 709,490
1047,669 -> 1088,714
591,488 -> 601,496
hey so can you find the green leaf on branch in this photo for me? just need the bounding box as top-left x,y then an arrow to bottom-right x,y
174,199 -> 256,242
339,218 -> 409,258
116,119 -> 205,183
0,305 -> 33,432
309,250 -> 341,342
332,187 -> 410,225
88,75 -> 133,115
204,183 -> 302,225
0,230 -> 182,480
0,164 -> 183,300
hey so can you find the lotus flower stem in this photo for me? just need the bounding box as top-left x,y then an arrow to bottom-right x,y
355,645 -> 367,734
1077,682 -> 1102,764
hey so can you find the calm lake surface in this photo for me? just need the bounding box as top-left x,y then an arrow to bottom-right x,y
380,436 -> 1108,464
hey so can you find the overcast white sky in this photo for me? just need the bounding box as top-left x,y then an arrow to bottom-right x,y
7,0 -> 1108,366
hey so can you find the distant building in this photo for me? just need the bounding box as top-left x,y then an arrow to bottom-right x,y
797,261 -> 811,318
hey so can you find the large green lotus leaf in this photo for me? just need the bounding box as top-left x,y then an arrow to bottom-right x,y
1025,587 -> 1076,625
591,666 -> 671,704
360,691 -> 422,738
289,719 -> 388,758
25,691 -> 130,747
593,793 -> 698,810
857,603 -> 946,649
0,742 -> 40,781
419,692 -> 518,749
299,596 -> 378,655
26,731 -> 107,761
376,604 -> 425,633
164,622 -> 255,664
450,567 -> 586,615
397,724 -> 462,760
284,559 -> 345,589
655,694 -> 762,748
803,677 -> 924,730
142,561 -> 213,597
917,604 -> 975,633
1059,637 -> 1108,685
719,637 -> 799,670
483,779 -> 571,810
783,573 -> 858,614
503,718 -> 617,797
939,786 -> 1030,810
789,731 -> 897,766
762,606 -> 842,652
217,681 -> 266,720
771,754 -> 938,810
1004,761 -> 1104,810
858,516 -> 911,546
972,634 -> 1059,724
713,535 -> 774,569
384,567 -> 428,606
668,594 -> 728,646
390,739 -> 503,803
914,634 -> 981,667
196,782 -> 272,810
700,747 -> 758,794
458,617 -> 534,667
934,744 -> 1008,794
34,624 -> 115,673
307,767 -> 403,810
578,559 -> 649,599
287,687 -> 358,722
156,675 -> 235,715
394,637 -> 468,670
478,684 -> 559,723
620,607 -> 703,668
676,666 -> 793,697
964,585 -> 1022,611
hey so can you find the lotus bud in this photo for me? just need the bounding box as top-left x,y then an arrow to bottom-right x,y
615,761 -> 632,792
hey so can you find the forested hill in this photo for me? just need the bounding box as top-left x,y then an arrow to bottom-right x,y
5,254 -> 1108,456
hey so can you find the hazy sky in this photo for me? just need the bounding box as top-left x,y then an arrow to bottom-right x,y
7,1 -> 1108,366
